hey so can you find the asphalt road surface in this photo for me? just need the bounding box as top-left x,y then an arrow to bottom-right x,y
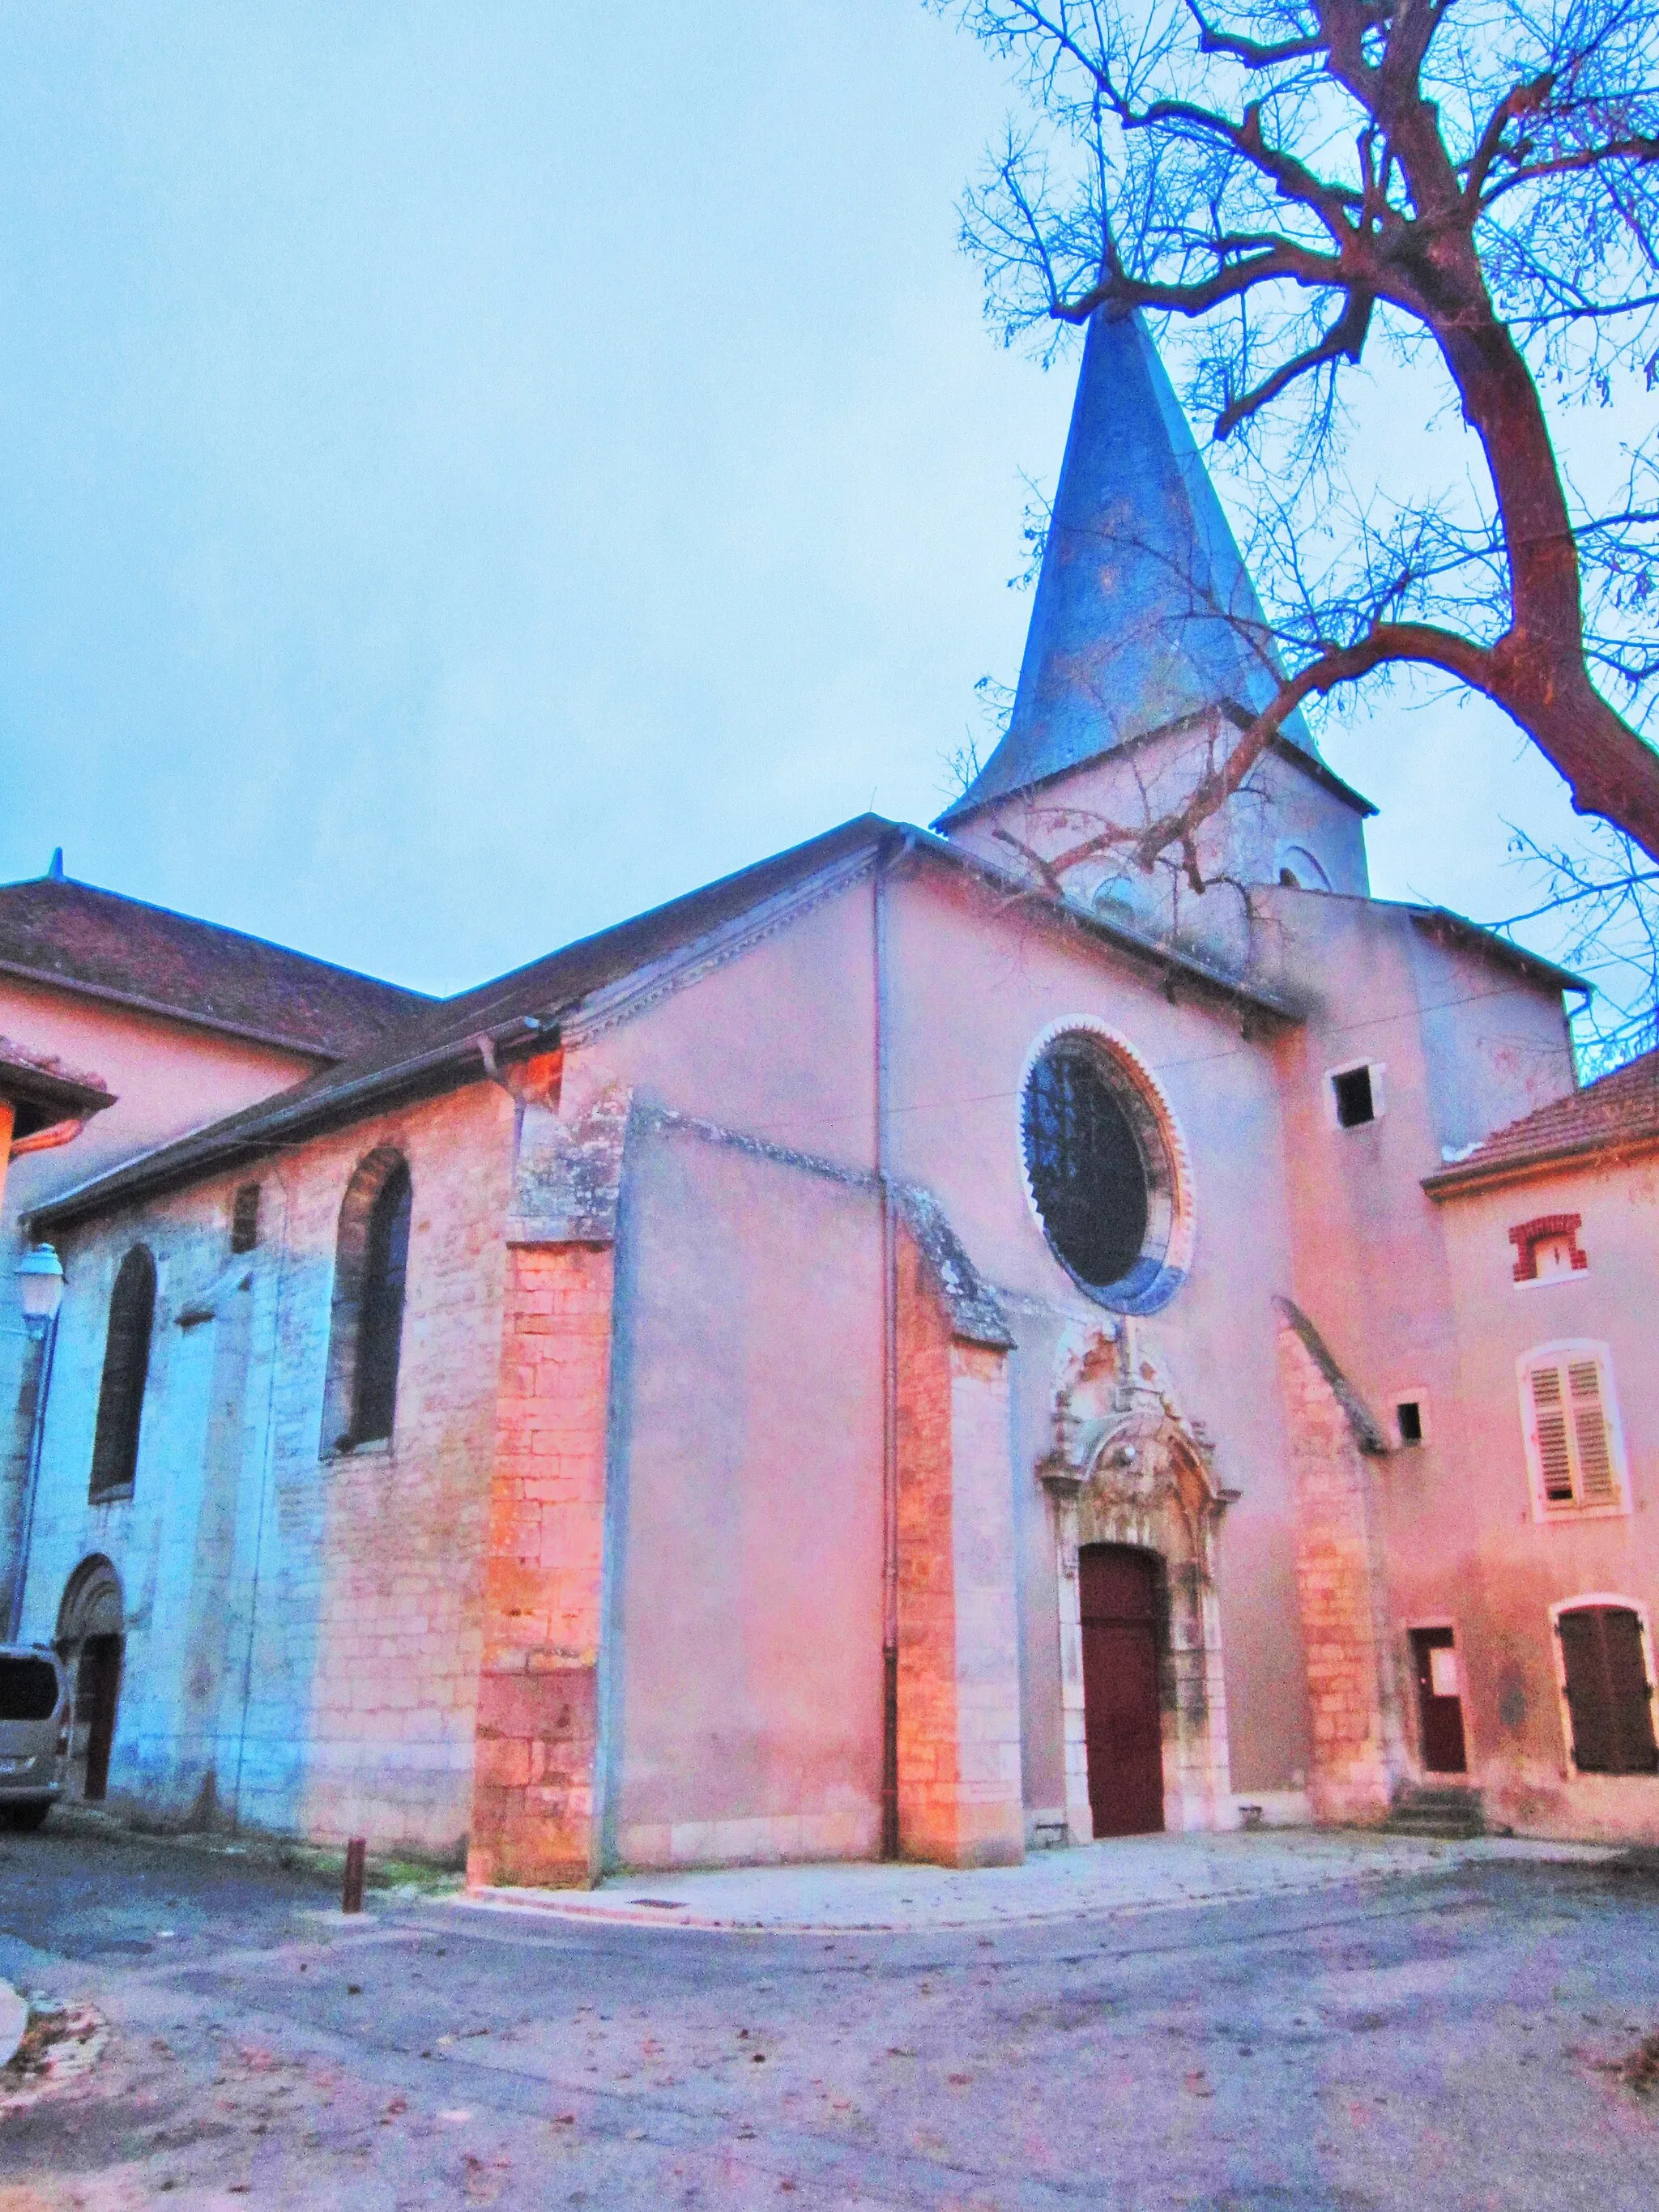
2,1824 -> 1657,2210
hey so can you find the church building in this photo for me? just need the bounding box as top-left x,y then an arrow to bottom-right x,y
11,307 -> 1655,1874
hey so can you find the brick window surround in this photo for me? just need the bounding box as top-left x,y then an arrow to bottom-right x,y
1510,1213 -> 1588,1283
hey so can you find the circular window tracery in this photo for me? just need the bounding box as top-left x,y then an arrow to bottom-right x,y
1020,1025 -> 1192,1314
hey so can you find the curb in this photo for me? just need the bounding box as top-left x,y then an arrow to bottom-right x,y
443,1835 -> 1622,1937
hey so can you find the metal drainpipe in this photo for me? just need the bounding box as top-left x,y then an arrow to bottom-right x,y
7,1304 -> 61,1644
874,835 -> 908,1861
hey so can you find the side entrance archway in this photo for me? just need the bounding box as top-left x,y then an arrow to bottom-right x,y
56,1557 -> 125,1802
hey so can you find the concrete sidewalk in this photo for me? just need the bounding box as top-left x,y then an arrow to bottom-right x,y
451,1825 -> 1618,1933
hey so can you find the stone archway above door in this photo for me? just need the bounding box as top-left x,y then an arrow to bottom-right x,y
57,1554 -> 124,1644
1038,1324 -> 1236,1840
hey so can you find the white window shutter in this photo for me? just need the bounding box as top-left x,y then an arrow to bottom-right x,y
1529,1362 -> 1576,1503
1567,1359 -> 1618,1503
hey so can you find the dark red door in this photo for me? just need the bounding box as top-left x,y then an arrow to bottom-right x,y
79,1636 -> 123,1802
1410,1628 -> 1468,1774
1079,1546 -> 1164,1838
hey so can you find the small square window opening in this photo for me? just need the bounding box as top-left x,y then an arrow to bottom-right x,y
1397,1399 -> 1424,1446
1333,1064 -> 1375,1128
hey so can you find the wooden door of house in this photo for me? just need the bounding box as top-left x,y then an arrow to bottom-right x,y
1079,1545 -> 1165,1838
1410,1627 -> 1469,1774
78,1635 -> 123,1802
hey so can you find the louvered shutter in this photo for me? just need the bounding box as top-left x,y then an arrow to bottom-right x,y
1602,1609 -> 1659,1775
1559,1609 -> 1615,1770
1559,1606 -> 1659,1775
1567,1360 -> 1617,1503
1525,1352 -> 1621,1511
1527,1362 -> 1576,1504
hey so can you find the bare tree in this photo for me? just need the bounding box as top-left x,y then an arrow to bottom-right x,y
1497,822 -> 1659,1071
940,0 -> 1659,867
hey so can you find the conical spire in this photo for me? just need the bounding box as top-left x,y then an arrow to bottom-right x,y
940,307 -> 1312,823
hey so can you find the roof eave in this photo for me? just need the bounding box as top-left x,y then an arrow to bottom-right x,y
1423,1126 -> 1659,1200
1405,908 -> 1588,996
27,1016 -> 549,1236
2,1061 -> 114,1136
932,718 -> 1376,833
905,827 -> 1302,1023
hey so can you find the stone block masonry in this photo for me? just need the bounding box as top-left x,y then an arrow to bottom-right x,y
467,1242 -> 616,1888
1275,1301 -> 1403,1822
895,1230 -> 1025,1868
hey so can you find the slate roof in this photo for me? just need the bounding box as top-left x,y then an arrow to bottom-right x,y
28,813 -> 1303,1234
937,308 -> 1321,826
1424,1049 -> 1659,1196
0,869 -> 431,1059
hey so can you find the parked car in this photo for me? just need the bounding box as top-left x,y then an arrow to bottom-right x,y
0,1644 -> 69,1829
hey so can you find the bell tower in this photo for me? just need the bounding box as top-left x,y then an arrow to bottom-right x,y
936,309 -> 1373,953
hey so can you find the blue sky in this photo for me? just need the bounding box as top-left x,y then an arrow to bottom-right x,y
0,3 -> 1640,997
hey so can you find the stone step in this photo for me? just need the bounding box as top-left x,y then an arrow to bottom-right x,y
1384,1785 -> 1485,1839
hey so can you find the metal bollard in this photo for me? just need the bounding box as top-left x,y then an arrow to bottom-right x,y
342,1836 -> 367,1915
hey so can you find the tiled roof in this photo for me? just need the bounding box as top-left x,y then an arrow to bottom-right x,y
0,872 -> 431,1059
1425,1049 -> 1659,1196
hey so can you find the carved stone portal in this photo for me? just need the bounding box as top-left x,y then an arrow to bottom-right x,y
1038,1323 -> 1235,1842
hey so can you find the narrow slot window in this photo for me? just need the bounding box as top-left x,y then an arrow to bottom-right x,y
230,1183 -> 262,1255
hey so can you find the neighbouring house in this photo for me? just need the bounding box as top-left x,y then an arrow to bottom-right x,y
0,1038 -> 113,1220
1411,1055 -> 1659,1839
7,306 -> 1648,1873
0,857 -> 429,1676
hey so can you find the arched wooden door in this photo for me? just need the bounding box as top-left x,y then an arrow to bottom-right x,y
1079,1545 -> 1165,1838
57,1557 -> 126,1803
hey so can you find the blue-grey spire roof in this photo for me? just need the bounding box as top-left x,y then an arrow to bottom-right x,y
938,306 -> 1314,824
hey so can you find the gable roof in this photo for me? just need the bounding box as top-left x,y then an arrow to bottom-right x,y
0,869 -> 431,1059
28,813 -> 1300,1235
937,307 -> 1320,828
1424,1048 -> 1659,1197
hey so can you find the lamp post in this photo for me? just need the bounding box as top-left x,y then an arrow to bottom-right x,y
8,1243 -> 65,1643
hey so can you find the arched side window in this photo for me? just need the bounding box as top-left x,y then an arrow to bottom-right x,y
1276,842 -> 1333,891
1517,1340 -> 1629,1520
89,1247 -> 156,1502
321,1149 -> 412,1455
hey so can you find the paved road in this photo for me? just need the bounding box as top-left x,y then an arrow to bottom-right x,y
2,1824 -> 1657,2210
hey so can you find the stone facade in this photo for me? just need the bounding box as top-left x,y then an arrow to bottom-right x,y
1274,1303 -> 1403,1823
894,1229 -> 1024,1867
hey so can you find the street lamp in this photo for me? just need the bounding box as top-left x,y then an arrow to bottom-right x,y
8,1242 -> 65,1640
15,1243 -> 64,1335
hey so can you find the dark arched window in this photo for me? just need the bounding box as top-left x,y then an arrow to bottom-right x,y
321,1150 -> 412,1454
89,1247 -> 156,1500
